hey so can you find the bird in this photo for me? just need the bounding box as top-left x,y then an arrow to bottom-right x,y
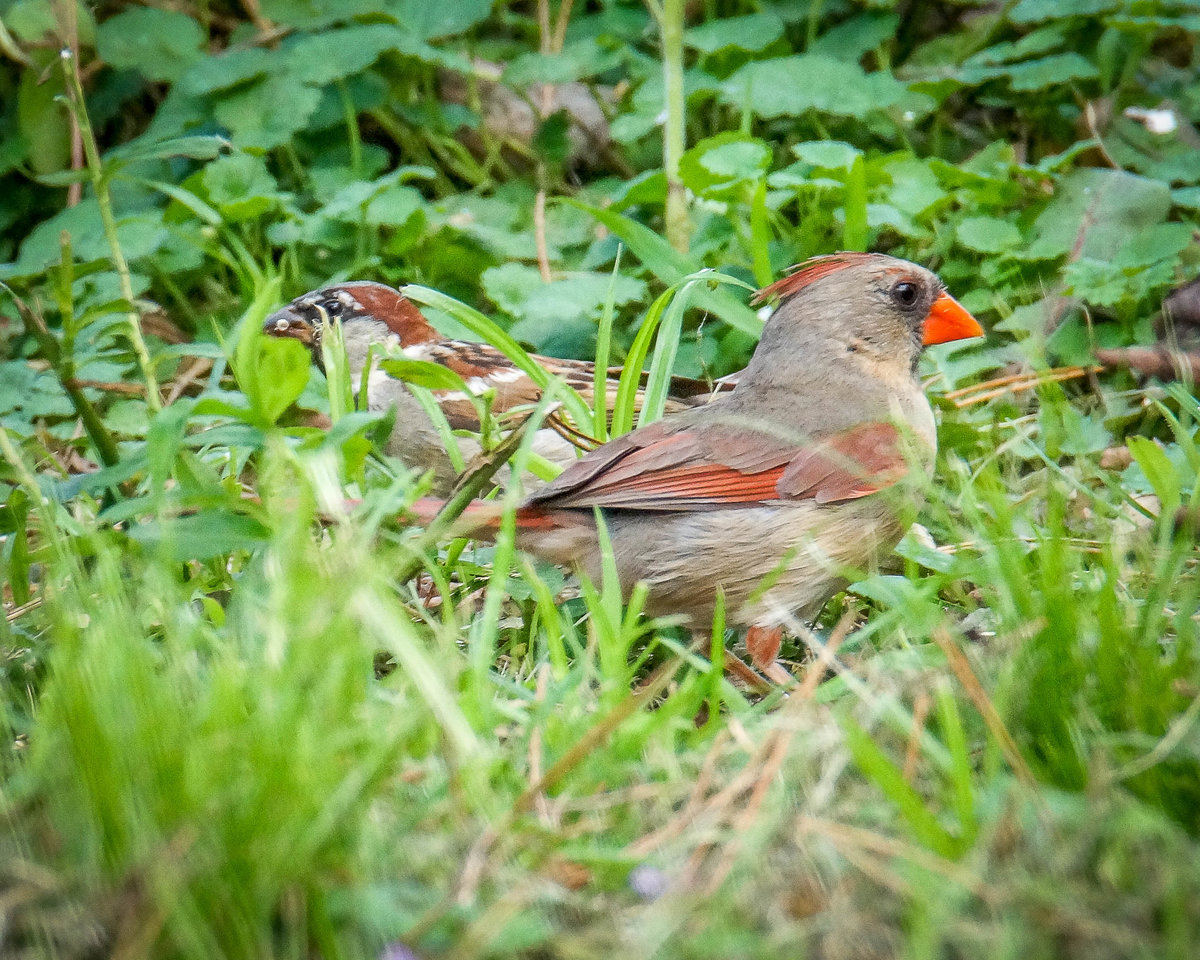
401,253 -> 983,667
263,281 -> 723,493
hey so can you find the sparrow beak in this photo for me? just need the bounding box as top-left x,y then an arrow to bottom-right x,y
922,291 -> 984,346
263,308 -> 316,347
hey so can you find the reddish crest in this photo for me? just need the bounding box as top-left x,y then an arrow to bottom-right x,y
343,282 -> 437,342
752,252 -> 880,305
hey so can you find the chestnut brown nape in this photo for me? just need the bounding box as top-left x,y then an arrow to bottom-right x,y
333,282 -> 437,343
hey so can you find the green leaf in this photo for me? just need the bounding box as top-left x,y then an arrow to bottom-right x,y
679,133 -> 771,199
1023,169 -> 1171,262
203,153 -> 279,222
843,155 -> 868,251
638,279 -> 698,428
179,47 -> 275,96
956,215 -> 1022,253
999,53 -> 1099,91
562,199 -> 762,338
809,12 -> 899,61
286,24 -> 408,86
504,39 -> 621,85
1127,436 -> 1181,515
722,54 -> 933,120
378,358 -> 472,393
2,201 -> 168,279
1010,0 -> 1120,23
17,63 -> 69,176
126,511 -> 270,564
109,134 -> 230,166
4,487 -> 32,605
253,337 -> 311,426
790,140 -> 863,172
684,13 -> 783,54
386,0 -> 492,40
96,7 -> 205,83
213,76 -> 322,151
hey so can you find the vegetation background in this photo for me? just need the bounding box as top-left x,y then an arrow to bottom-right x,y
3,0 -> 1200,957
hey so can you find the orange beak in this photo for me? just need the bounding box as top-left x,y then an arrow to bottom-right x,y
923,291 -> 984,346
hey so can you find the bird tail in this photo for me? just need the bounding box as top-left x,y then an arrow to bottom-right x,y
406,497 -> 565,539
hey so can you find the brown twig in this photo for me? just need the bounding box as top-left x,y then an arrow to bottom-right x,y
55,0 -> 84,208
534,189 -> 552,282
931,627 -> 1035,787
528,664 -> 554,827
1095,346 -> 1200,383
164,356 -> 214,406
903,692 -> 932,783
944,366 -> 1101,408
64,377 -> 145,396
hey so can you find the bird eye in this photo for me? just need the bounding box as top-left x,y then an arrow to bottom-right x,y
891,281 -> 919,307
320,299 -> 344,318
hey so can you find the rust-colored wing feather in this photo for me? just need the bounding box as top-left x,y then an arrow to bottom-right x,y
525,419 -> 911,512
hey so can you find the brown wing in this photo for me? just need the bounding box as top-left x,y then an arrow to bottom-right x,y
525,419 -> 911,512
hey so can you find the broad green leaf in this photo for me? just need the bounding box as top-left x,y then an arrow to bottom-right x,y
964,25 -> 1067,66
378,358 -> 472,393
179,48 -> 275,96
252,337 -> 311,426
3,202 -> 168,279
97,7 -> 205,83
1010,0 -> 1120,22
126,511 -> 271,564
286,24 -> 408,86
809,12 -> 899,61
386,0 -> 491,40
957,216 -> 1022,253
1000,53 -> 1098,91
679,134 -> 771,199
484,264 -> 646,333
213,76 -> 322,151
504,39 -> 622,85
1023,169 -> 1171,262
684,13 -> 784,54
109,135 -> 230,166
790,140 -> 863,172
203,153 -> 279,222
1127,436 -> 1181,515
17,63 -> 69,176
722,54 -> 933,119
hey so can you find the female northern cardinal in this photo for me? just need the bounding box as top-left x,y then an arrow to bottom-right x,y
264,281 -> 722,493
406,253 -> 983,646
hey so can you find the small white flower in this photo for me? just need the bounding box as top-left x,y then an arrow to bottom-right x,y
1124,105 -> 1177,135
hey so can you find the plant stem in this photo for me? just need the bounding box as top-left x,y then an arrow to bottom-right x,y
8,289 -> 122,469
659,0 -> 689,254
60,47 -> 161,411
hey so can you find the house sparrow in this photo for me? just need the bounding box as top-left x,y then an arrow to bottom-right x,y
403,253 -> 983,658
264,281 -> 722,493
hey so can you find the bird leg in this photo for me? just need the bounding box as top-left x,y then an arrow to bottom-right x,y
745,625 -> 794,685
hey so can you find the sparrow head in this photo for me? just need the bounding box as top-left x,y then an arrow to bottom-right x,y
750,252 -> 983,379
263,281 -> 437,367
